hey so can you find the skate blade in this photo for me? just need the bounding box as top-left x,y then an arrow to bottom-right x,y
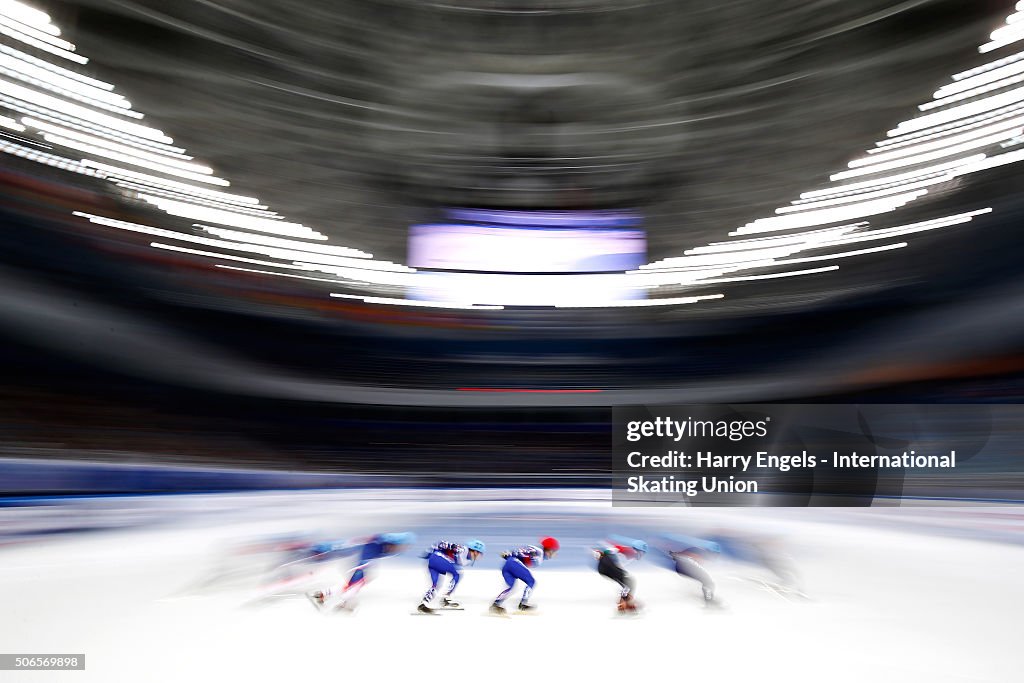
410,611 -> 442,616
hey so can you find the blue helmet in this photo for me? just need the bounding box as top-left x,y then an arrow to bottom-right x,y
632,539 -> 649,554
380,532 -> 416,546
466,539 -> 486,553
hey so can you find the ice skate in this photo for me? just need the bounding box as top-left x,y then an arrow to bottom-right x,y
617,597 -> 640,614
306,590 -> 327,611
441,596 -> 463,609
703,591 -> 725,610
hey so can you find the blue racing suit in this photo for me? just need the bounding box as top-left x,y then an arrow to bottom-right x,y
493,545 -> 543,607
422,542 -> 471,604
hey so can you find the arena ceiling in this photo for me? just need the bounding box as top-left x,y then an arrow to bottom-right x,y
4,0 -> 1024,405
40,0 -> 1008,264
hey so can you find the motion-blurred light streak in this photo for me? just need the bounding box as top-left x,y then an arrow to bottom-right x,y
26,119 -> 192,161
2,0 -> 1024,310
0,15 -> 84,63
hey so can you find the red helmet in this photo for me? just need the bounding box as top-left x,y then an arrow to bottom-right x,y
540,537 -> 560,552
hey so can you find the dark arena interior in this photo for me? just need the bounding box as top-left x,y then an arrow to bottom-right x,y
1,2 -> 1023,681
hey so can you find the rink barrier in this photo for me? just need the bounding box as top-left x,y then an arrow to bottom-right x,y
0,457 -> 409,498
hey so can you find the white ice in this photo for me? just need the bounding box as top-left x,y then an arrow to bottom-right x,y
0,490 -> 1021,683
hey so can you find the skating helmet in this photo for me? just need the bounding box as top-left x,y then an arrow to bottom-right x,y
632,540 -> 649,554
467,539 -> 486,553
540,537 -> 560,552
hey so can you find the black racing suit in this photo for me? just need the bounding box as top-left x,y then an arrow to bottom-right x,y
597,552 -> 635,600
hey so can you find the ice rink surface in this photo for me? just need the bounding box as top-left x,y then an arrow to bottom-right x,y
1,490 -> 1022,683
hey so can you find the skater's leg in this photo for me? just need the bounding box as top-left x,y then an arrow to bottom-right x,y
504,559 -> 536,606
336,575 -> 366,606
598,556 -> 634,599
493,565 -> 517,606
519,574 -> 536,605
423,567 -> 442,604
620,574 -> 636,601
423,554 -> 457,605
313,558 -> 375,608
346,566 -> 367,589
675,554 -> 716,602
444,568 -> 461,597
328,563 -> 369,604
598,555 -> 636,606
